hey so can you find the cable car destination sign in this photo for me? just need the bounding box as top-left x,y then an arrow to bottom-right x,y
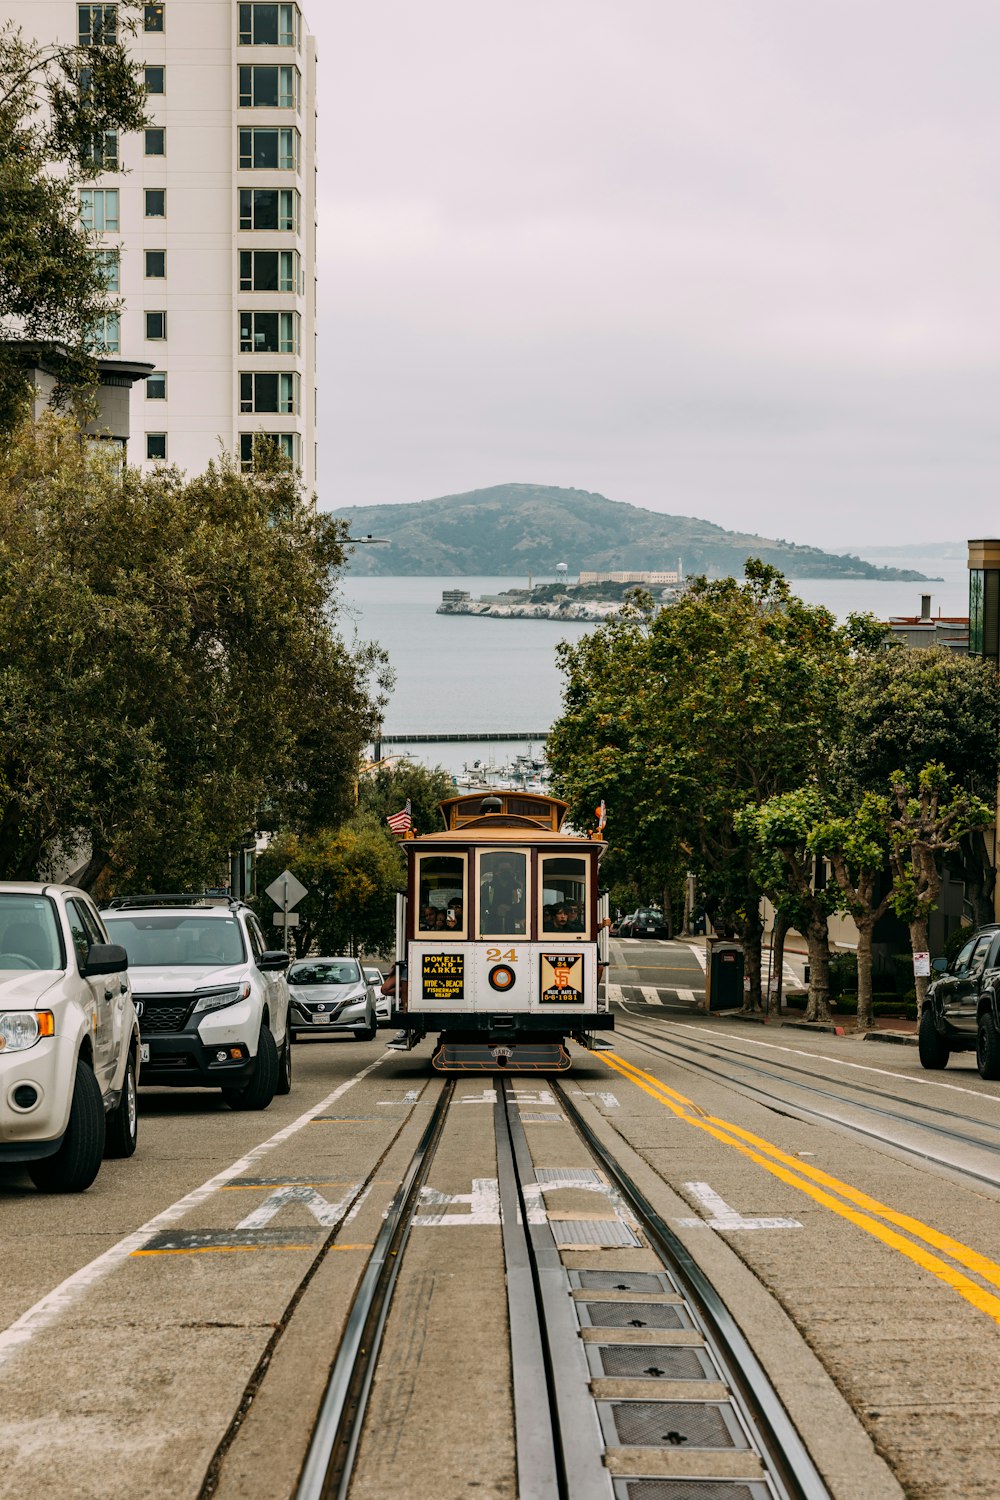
422,952 -> 465,1001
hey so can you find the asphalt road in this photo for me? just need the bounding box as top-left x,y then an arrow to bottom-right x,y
1,940 -> 998,1499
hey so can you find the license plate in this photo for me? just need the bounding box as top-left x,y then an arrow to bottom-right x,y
140,1043 -> 150,1062
646,927 -> 656,933
312,1014 -> 331,1024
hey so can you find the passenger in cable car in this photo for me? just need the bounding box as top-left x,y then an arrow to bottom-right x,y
481,853 -> 525,934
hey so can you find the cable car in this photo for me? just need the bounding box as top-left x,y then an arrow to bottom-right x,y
387,789 -> 613,1072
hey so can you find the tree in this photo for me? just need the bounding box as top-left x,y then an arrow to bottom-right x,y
549,563 -> 853,1007
357,760 -> 454,838
841,646 -> 1000,926
810,794 -> 894,1030
886,764 -> 994,1006
254,816 -> 404,959
0,416 -> 389,890
0,16 -> 149,429
737,789 -> 840,1022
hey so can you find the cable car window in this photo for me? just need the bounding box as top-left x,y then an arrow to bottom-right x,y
540,856 -> 588,936
416,855 -> 466,938
479,850 -> 527,937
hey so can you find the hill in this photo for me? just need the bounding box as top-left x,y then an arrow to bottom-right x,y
332,483 -> 933,580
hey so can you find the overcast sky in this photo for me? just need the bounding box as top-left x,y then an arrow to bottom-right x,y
311,1 -> 1000,550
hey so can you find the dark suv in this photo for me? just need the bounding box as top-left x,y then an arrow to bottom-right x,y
919,924 -> 1000,1078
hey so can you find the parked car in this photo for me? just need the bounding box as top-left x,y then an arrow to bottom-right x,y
920,924 -> 1000,1077
0,882 -> 140,1191
364,964 -> 393,1024
288,958 -> 378,1041
619,907 -> 669,939
102,895 -> 291,1108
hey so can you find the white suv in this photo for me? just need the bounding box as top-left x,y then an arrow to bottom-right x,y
0,883 -> 140,1192
102,895 -> 292,1109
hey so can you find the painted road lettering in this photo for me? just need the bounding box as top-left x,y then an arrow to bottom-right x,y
676,1181 -> 803,1231
237,1182 -> 364,1230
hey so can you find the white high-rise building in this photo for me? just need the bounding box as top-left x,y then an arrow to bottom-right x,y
8,1 -> 317,486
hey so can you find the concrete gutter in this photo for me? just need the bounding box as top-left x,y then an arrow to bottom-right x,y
862,1031 -> 918,1047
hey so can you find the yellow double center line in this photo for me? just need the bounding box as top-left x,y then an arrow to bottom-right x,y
603,1051 -> 1000,1326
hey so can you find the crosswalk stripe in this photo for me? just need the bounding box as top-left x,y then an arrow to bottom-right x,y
686,944 -> 708,971
606,983 -> 625,1004
640,986 -> 663,1006
676,988 -> 697,1003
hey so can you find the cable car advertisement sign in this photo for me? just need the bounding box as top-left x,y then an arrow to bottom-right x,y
422,951 -> 465,1001
539,952 -> 585,1004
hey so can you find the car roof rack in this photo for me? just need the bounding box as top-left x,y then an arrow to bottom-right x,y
102,892 -> 245,912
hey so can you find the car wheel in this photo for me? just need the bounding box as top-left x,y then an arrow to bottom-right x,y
917,1008 -> 950,1070
104,1050 -> 139,1158
28,1058 -> 105,1193
354,1007 -> 377,1042
276,1033 -> 292,1095
978,1013 -> 1000,1080
223,1024 -> 279,1111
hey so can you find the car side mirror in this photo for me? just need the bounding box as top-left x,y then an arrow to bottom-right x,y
83,942 -> 128,977
258,949 -> 290,971
931,956 -> 949,974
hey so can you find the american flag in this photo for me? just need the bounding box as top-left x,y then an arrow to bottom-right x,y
387,800 -> 412,834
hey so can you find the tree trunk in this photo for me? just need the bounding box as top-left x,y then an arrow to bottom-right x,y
910,915 -> 931,1007
663,886 -> 673,940
67,847 -> 109,893
804,909 -> 832,1021
770,913 -> 790,1011
741,903 -> 763,1012
681,872 -> 693,937
855,917 -> 875,1032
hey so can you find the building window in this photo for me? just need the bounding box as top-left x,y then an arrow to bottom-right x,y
239,310 -> 300,354
90,312 -> 120,354
144,188 -> 166,217
237,65 -> 298,109
239,248 -> 300,293
145,310 -> 167,340
92,248 -> 119,291
146,371 -> 167,400
239,432 -> 299,469
238,188 -> 299,232
144,127 -> 165,156
146,433 -> 167,460
238,126 -> 299,171
83,130 -> 118,170
144,249 -> 166,278
238,4 -> 300,47
78,4 -> 117,45
239,371 -> 299,413
79,188 -> 119,232
144,65 -> 165,93
143,4 -> 165,32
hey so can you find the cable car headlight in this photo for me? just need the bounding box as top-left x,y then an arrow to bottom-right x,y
0,1011 -> 54,1052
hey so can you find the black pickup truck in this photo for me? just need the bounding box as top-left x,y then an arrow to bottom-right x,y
919,924 -> 1000,1077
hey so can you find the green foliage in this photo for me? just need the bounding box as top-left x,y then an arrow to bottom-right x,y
886,763 -> 994,926
828,952 -> 858,998
253,816 -> 404,958
357,761 -> 453,837
0,417 -> 389,890
0,17 -> 149,429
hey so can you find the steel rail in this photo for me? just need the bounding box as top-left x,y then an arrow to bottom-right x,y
554,1078 -> 832,1500
294,1080 -> 456,1500
616,1017 -> 1000,1192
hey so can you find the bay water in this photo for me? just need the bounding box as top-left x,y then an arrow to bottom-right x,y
340,555 -> 969,775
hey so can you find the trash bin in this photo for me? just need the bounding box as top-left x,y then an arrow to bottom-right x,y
707,940 -> 744,1011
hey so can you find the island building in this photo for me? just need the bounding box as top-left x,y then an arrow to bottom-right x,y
578,566 -> 683,586
7,1 -> 317,486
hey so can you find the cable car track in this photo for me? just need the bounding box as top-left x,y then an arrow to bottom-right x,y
294,1071 -> 831,1500
615,1012 -> 1000,1193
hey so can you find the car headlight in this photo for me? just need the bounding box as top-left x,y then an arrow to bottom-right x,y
192,983 -> 251,1016
0,1011 -> 54,1053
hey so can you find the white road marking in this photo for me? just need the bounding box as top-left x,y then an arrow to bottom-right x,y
575,1090 -> 620,1109
675,988 -> 697,1004
665,1021 -> 995,1102
413,1179 -> 501,1226
685,944 -> 708,971
460,1088 -> 499,1103
0,1053 -> 388,1373
677,1181 -> 802,1231
640,986 -> 664,1005
606,983 -> 625,1005
237,1182 -> 363,1230
378,1089 -> 419,1105
514,1088 -> 557,1105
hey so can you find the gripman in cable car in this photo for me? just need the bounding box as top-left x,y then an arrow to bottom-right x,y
386,790 -> 614,1072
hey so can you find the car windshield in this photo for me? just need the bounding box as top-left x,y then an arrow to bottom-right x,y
0,895 -> 64,970
289,960 -> 361,985
104,914 -> 245,967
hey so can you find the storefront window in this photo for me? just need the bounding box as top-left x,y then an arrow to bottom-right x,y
478,850 -> 527,936
416,855 -> 465,937
540,856 -> 588,936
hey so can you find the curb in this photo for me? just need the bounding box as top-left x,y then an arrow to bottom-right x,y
780,1020 -> 846,1036
861,1030 -> 918,1047
707,1010 -> 769,1025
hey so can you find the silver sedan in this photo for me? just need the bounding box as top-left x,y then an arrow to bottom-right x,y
287,957 -> 377,1041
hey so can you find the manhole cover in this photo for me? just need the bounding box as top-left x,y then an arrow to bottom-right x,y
589,1345 -> 714,1381
576,1301 -> 689,1330
599,1400 -> 748,1450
